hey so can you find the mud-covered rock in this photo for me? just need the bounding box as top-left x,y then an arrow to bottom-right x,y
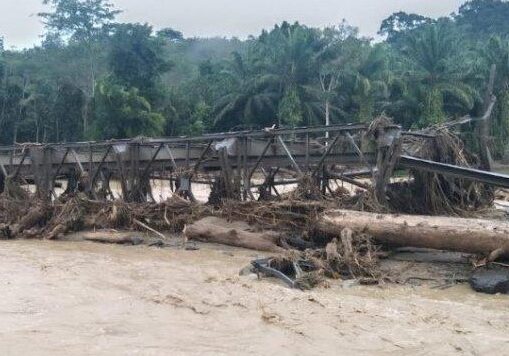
470,266 -> 509,294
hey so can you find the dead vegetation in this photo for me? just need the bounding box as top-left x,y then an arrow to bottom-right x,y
0,188 -> 210,241
390,127 -> 495,216
0,178 -> 385,287
260,228 -> 381,289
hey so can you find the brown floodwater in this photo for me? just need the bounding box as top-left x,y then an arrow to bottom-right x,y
0,239 -> 508,355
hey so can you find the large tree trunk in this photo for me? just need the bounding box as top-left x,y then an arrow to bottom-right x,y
318,210 -> 509,258
184,217 -> 284,252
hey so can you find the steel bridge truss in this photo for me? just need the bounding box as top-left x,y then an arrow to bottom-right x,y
0,123 -> 508,203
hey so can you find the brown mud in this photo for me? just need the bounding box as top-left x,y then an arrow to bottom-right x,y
0,238 -> 507,355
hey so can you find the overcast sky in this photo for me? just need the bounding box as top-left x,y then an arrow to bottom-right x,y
2,0 -> 466,49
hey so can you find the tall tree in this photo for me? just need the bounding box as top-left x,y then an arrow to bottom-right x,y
212,52 -> 277,130
91,78 -> 164,139
379,11 -> 432,44
351,44 -> 390,122
314,23 -> 362,128
482,36 -> 509,157
399,22 -> 478,126
455,0 -> 509,38
255,22 -> 323,127
0,0 -> 504,147
157,28 -> 184,43
38,0 -> 120,135
108,23 -> 172,100
0,37 -> 5,137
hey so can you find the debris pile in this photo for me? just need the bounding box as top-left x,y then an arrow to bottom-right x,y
390,127 -> 495,215
0,190 -> 210,240
0,120 -> 507,294
251,227 -> 381,290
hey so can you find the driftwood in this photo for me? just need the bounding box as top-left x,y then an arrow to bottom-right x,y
46,224 -> 67,240
184,217 -> 284,252
11,203 -> 48,236
82,231 -> 144,245
318,209 -> 509,258
133,218 -> 166,240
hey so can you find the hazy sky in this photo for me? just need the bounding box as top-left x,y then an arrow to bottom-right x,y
2,0 -> 466,49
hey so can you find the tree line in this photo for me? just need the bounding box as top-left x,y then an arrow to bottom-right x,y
1,0 -> 509,158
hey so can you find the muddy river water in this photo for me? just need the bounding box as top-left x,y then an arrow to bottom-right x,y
0,239 -> 507,355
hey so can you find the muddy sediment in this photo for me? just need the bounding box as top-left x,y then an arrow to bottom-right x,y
0,239 -> 507,355
0,122 -> 508,354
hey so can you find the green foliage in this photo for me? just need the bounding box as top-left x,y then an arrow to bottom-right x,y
52,83 -> 85,142
278,88 -> 303,127
351,44 -> 389,122
379,11 -> 432,44
157,28 -> 184,43
394,21 -> 477,126
188,101 -> 210,135
0,0 -> 508,161
91,79 -> 164,139
212,52 -> 277,130
253,22 -> 323,126
494,90 -> 509,157
482,36 -> 509,156
456,0 -> 509,38
108,23 -> 172,99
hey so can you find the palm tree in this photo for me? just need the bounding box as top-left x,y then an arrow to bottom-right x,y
212,52 -> 277,130
401,22 -> 479,126
255,22 -> 323,127
350,44 -> 390,122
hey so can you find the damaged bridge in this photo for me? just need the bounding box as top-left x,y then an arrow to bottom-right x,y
0,122 -> 508,203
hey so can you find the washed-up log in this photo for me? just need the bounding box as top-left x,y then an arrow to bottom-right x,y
318,209 -> 509,258
184,217 -> 284,252
83,231 -> 144,245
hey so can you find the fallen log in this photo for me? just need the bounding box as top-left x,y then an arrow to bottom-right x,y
82,231 -> 144,245
184,217 -> 284,252
318,210 -> 509,258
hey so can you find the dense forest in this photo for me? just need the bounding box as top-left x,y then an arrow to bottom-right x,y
1,0 -> 509,157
